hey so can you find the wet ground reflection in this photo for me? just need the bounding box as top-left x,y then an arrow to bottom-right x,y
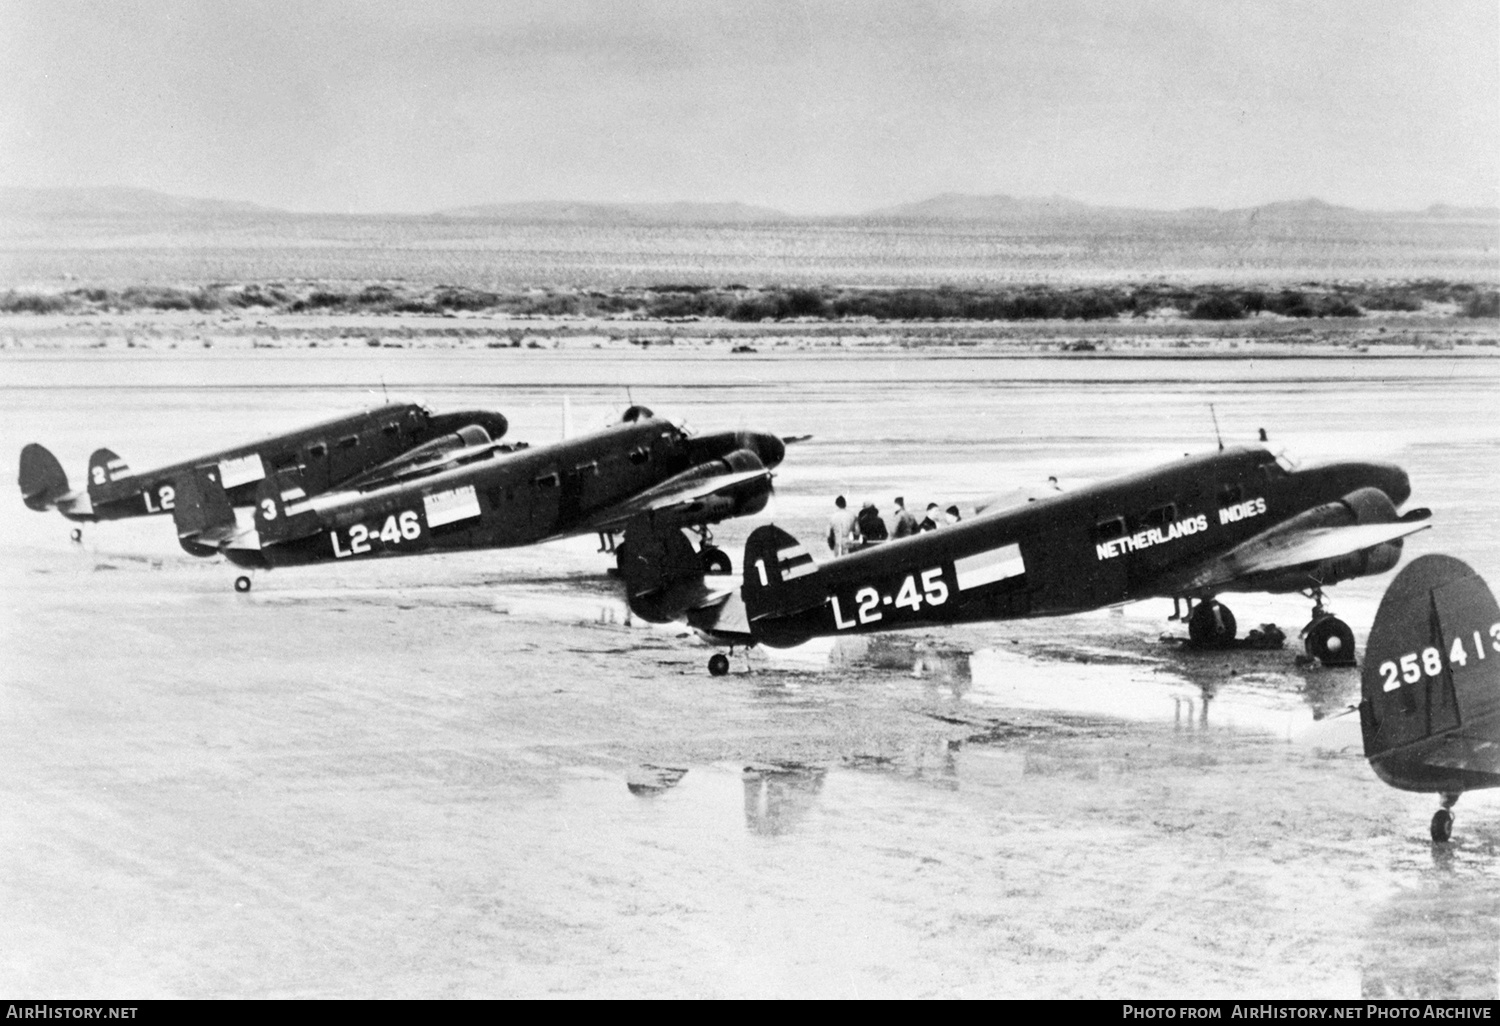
741,763 -> 829,836
827,633 -> 1362,740
1361,832 -> 1500,998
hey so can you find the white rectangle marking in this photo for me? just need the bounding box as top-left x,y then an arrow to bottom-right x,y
955,544 -> 1025,591
424,484 -> 482,528
218,453 -> 266,489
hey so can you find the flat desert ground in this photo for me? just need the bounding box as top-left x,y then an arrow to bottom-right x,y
4,315 -> 1500,998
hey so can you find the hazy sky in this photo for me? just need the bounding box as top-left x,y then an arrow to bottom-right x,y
2,0 -> 1496,213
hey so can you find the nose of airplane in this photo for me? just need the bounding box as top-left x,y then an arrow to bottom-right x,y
1377,462 -> 1411,506
749,432 -> 786,468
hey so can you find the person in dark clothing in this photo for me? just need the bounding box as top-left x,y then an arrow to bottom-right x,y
892,496 -> 918,538
919,502 -> 941,532
856,502 -> 888,543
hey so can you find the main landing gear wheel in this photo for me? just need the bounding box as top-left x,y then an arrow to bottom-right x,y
1303,615 -> 1355,667
700,546 -> 732,575
1431,809 -> 1454,843
234,575 -> 253,593
1187,600 -> 1237,646
707,653 -> 731,676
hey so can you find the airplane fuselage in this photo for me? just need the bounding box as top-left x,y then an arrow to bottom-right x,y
228,418 -> 780,569
69,404 -> 510,522
744,446 -> 1413,647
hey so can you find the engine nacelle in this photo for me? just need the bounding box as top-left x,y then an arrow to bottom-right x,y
637,449 -> 773,528
1239,487 -> 1408,593
1257,485 -> 1399,544
687,431 -> 787,469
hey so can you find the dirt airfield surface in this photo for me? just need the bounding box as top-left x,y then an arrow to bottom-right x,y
4,325 -> 1500,998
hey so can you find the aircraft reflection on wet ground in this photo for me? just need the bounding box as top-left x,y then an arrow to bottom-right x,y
817,633 -> 1363,740
612,750 -> 1500,999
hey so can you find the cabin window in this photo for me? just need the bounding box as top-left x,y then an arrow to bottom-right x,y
628,446 -> 650,466
534,471 -> 560,489
1138,503 -> 1178,530
307,443 -> 327,459
574,460 -> 598,477
381,422 -> 401,436
337,434 -> 360,450
270,451 -> 299,469
1217,483 -> 1243,506
1094,516 -> 1126,541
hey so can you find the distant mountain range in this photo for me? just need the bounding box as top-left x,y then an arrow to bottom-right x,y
2,186 -> 1494,223
0,186 -> 272,216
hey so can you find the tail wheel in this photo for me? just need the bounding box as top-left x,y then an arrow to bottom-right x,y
1187,600 -> 1237,645
707,653 -> 731,676
1431,809 -> 1454,843
70,528 -> 83,543
1304,616 -> 1355,666
234,575 -> 253,593
700,546 -> 732,576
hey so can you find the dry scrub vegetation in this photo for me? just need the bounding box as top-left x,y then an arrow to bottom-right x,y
3,280 -> 1496,322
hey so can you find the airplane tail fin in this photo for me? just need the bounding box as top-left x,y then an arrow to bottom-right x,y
171,465 -> 237,548
86,447 -> 130,498
742,524 -> 824,623
252,472 -> 319,543
1360,554 -> 1500,765
618,514 -> 705,623
19,443 -> 70,511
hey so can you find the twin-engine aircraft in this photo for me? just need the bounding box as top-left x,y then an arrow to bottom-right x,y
172,406 -> 788,590
1360,554 -> 1500,842
621,445 -> 1431,675
19,403 -> 512,549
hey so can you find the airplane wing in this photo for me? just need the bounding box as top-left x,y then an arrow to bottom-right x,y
581,467 -> 773,535
1166,520 -> 1431,593
337,437 -> 516,492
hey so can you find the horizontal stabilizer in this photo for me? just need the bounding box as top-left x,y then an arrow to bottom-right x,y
171,465 -> 237,545
19,443 -> 70,511
1361,554 -> 1500,775
618,514 -> 710,623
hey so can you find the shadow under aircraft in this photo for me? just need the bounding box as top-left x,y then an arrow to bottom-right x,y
1360,554 -> 1500,843
620,444 -> 1430,675
19,402 -> 511,549
173,406 -> 791,591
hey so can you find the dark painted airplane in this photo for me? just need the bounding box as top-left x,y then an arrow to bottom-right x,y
19,402 -> 511,550
1359,554 -> 1500,842
620,445 -> 1431,675
173,406 -> 789,591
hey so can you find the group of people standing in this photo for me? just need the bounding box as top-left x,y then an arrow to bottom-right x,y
826,495 -> 961,556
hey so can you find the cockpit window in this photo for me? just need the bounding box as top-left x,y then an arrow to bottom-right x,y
1273,450 -> 1299,473
628,446 -> 651,465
